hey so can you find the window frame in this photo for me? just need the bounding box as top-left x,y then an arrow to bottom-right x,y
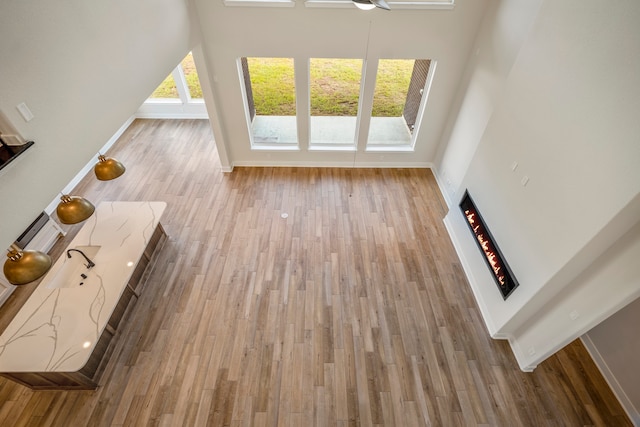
304,0 -> 454,10
138,53 -> 207,119
224,0 -> 295,7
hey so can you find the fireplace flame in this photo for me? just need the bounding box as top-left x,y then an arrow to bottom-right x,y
465,209 -> 506,286
460,192 -> 518,299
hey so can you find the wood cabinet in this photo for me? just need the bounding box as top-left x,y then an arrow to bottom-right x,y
0,223 -> 166,390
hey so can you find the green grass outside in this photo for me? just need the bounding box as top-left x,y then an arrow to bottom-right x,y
151,56 -> 413,117
309,58 -> 362,116
151,74 -> 178,99
247,58 -> 296,115
372,59 -> 413,116
151,53 -> 202,99
248,58 -> 413,116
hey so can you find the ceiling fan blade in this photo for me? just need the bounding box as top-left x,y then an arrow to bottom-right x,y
352,0 -> 374,8
370,0 -> 391,10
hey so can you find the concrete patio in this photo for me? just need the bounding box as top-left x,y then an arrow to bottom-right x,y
252,115 -> 413,147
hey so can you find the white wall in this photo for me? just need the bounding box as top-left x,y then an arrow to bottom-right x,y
438,0 -> 640,370
509,216 -> 640,362
585,295 -> 640,424
434,0 -> 542,205
192,0 -> 488,169
0,0 -> 196,251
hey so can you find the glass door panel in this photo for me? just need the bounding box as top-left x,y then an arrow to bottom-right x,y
150,73 -> 179,99
367,59 -> 430,148
309,58 -> 363,148
243,57 -> 297,146
181,52 -> 202,99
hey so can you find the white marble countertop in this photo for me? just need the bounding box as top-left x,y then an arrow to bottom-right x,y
0,201 -> 166,373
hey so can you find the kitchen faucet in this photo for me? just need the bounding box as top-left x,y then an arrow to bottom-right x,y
66,248 -> 96,269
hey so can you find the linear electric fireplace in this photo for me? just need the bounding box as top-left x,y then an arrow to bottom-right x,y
460,191 -> 519,300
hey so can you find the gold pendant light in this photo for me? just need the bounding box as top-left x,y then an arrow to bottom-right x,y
3,247 -> 52,285
56,194 -> 95,224
4,152 -> 123,284
94,154 -> 125,181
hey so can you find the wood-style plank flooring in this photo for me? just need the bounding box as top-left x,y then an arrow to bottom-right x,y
0,119 -> 631,426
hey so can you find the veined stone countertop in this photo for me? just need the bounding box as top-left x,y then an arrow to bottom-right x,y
0,201 -> 166,373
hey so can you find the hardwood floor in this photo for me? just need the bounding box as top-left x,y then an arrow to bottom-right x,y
0,119 -> 631,426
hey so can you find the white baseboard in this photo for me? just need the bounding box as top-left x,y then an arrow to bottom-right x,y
581,334 -> 640,426
507,336 -> 538,372
443,211 -> 498,337
135,112 -> 209,119
431,166 -> 455,208
135,101 -> 208,119
230,161 -> 433,169
221,161 -> 431,174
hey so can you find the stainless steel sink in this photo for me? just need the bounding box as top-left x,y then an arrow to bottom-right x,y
45,245 -> 101,289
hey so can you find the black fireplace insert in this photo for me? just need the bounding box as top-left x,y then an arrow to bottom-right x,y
460,191 -> 519,300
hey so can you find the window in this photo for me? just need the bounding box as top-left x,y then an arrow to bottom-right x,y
149,53 -> 202,101
150,73 -> 178,99
304,0 -> 454,10
240,57 -> 298,147
138,52 -> 207,119
224,0 -> 294,7
237,56 -> 436,153
366,59 -> 432,150
309,58 -> 363,149
181,53 -> 203,99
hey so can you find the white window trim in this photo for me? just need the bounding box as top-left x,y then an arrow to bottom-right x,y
172,66 -> 191,104
224,0 -> 295,7
308,145 -> 357,152
138,54 -> 208,119
251,144 -> 301,151
364,145 -> 415,153
304,0 -> 454,9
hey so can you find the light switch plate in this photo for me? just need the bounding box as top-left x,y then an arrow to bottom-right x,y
16,102 -> 34,122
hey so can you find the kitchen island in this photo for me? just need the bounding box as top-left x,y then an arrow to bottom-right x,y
0,201 -> 167,389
